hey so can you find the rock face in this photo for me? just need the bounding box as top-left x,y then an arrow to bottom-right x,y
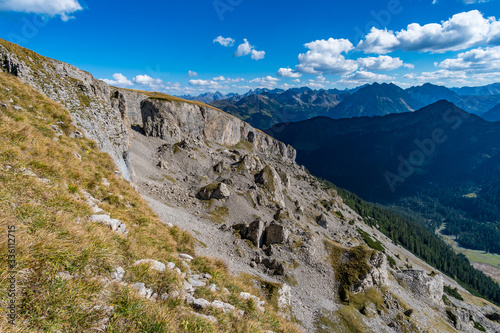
140,99 -> 296,162
395,270 -> 444,305
353,251 -> 389,294
0,41 -> 134,182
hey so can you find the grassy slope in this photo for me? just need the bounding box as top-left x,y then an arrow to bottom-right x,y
0,72 -> 299,333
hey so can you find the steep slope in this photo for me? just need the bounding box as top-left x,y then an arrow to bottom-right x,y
407,83 -> 464,108
332,83 -> 424,118
268,101 -> 500,200
3,40 -> 500,332
0,72 -> 301,332
484,103 -> 500,122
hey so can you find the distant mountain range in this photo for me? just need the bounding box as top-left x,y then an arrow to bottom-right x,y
266,100 -> 500,253
179,82 -> 500,129
451,83 -> 500,96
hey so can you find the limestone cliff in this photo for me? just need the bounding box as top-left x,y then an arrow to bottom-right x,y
0,39 -> 295,184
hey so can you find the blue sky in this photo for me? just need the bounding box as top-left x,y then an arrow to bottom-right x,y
0,0 -> 499,95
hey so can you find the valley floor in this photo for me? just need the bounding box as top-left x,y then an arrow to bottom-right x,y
436,227 -> 500,283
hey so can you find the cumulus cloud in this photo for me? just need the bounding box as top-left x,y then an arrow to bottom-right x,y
102,73 -> 133,87
188,79 -> 219,86
211,76 -> 244,83
339,71 -> 394,86
357,10 -> 500,54
234,39 -> 253,57
251,49 -> 265,60
234,39 -> 265,60
249,76 -> 279,87
188,70 -> 198,77
0,0 -> 83,21
403,69 -> 467,81
133,75 -> 163,88
357,55 -> 404,71
438,46 -> 500,71
277,67 -> 302,78
296,38 -> 358,75
344,71 -> 394,81
213,36 -> 235,47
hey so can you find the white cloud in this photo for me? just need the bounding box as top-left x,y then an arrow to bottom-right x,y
102,73 -> 133,87
234,39 -> 265,60
279,83 -> 298,90
296,38 -> 358,75
339,71 -> 394,86
403,69 -> 467,81
249,76 -> 279,87
234,39 -> 253,57
0,0 -> 83,21
133,75 -> 163,88
213,36 -> 235,47
277,67 -> 302,78
251,49 -> 265,60
357,55 -> 404,71
188,79 -> 219,86
293,79 -> 301,83
438,46 -> 500,72
463,0 -> 489,3
404,63 -> 415,69
211,76 -> 244,83
188,70 -> 198,77
357,10 -> 500,54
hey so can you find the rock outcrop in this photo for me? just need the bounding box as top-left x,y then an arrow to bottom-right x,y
140,99 -> 296,162
353,251 -> 389,293
395,270 -> 444,305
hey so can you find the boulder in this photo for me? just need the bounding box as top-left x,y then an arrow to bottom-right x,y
132,282 -> 153,299
264,223 -> 289,246
134,259 -> 166,272
213,161 -> 227,173
316,214 -> 328,228
237,155 -> 261,172
255,165 -> 285,207
111,266 -> 125,281
262,258 -> 285,275
90,215 -> 128,235
246,219 -> 265,247
197,182 -> 231,200
179,253 -> 194,260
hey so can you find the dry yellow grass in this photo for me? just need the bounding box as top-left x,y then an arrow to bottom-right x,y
0,72 -> 301,332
